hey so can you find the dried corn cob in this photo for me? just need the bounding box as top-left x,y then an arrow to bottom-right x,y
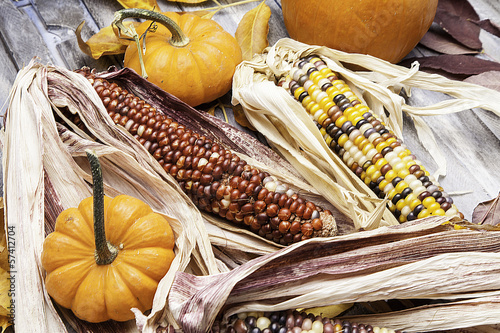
70,68 -> 337,246
211,310 -> 402,333
277,55 -> 463,223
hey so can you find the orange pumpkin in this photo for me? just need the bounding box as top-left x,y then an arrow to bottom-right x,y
120,9 -> 242,107
41,151 -> 175,323
281,0 -> 438,63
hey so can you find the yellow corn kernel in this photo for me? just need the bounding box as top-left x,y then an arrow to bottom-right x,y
398,169 -> 410,179
417,209 -> 430,219
293,87 -> 305,100
376,141 -> 389,152
427,202 -> 441,213
309,103 -> 321,115
335,115 -> 348,128
372,170 -> 382,181
338,134 -> 349,147
309,71 -> 321,83
375,158 -> 388,169
384,169 -> 397,182
353,135 -> 364,146
386,137 -> 397,145
422,196 -> 436,208
396,199 -> 406,212
432,208 -> 446,216
318,113 -> 329,126
301,95 -> 313,108
395,181 -> 408,193
319,67 -> 332,77
321,101 -> 335,112
362,143 -> 375,155
409,199 -> 421,210
340,86 -> 351,94
379,179 -> 389,191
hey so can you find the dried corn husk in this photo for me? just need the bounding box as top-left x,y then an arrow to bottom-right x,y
1,59 -> 221,332
2,58 -> 355,332
169,216 -> 500,332
232,38 -> 500,230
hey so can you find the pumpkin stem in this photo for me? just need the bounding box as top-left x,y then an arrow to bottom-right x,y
86,150 -> 118,265
113,8 -> 190,47
112,8 -> 190,79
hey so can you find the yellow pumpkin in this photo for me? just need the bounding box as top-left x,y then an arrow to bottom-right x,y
120,9 -> 242,107
41,151 -> 175,323
281,0 -> 438,63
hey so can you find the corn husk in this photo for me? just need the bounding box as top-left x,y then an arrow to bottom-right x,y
2,58 -> 357,332
169,217 -> 500,332
1,59 -> 224,332
232,38 -> 500,230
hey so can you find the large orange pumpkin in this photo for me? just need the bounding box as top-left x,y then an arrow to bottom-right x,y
41,151 -> 176,323
119,9 -> 242,107
281,0 -> 438,63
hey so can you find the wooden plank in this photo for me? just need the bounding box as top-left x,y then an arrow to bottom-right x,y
0,36 -> 20,115
0,1 -> 53,66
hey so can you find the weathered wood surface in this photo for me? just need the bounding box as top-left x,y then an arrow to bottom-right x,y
1,0 -> 499,216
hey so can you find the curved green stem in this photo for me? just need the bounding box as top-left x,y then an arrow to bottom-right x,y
86,150 -> 118,265
113,8 -> 190,48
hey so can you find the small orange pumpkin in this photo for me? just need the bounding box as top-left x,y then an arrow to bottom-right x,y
41,150 -> 175,323
281,0 -> 438,63
117,9 -> 242,107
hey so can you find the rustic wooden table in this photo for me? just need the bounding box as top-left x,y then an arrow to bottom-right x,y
1,0 -> 500,332
2,0 -> 499,221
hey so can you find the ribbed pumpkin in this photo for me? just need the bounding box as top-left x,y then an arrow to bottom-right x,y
120,9 -> 242,107
281,0 -> 438,63
41,151 -> 176,323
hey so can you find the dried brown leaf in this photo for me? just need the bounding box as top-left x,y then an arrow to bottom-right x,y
235,1 -> 271,61
437,0 -> 480,21
472,192 -> 500,225
419,28 -> 479,55
400,54 -> 500,79
464,71 -> 500,92
434,8 -> 482,51
116,0 -> 159,10
474,19 -> 500,38
76,21 -> 139,59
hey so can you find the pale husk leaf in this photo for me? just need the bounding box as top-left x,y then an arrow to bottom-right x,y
169,216 -> 500,332
343,296 -> 500,332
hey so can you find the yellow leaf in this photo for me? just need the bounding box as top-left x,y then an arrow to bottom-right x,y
232,104 -> 255,131
117,0 -> 159,10
235,1 -> 271,61
166,0 -> 208,3
76,21 -> 140,59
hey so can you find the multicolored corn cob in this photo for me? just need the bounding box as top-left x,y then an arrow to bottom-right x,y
277,55 -> 462,223
211,310 -> 402,333
70,68 -> 337,246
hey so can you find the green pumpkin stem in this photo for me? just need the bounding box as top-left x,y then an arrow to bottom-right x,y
86,150 -> 118,265
112,8 -> 190,78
